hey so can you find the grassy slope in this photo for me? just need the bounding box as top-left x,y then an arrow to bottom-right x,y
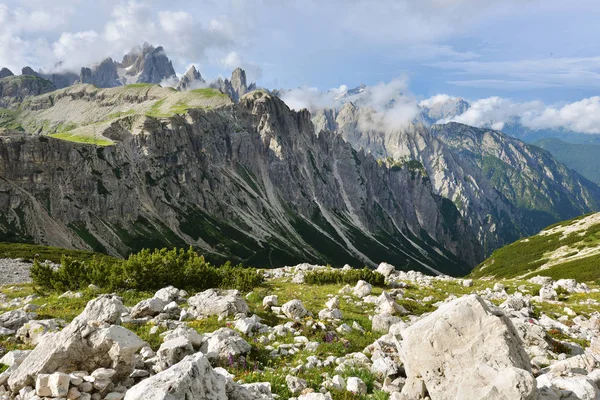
535,138 -> 600,185
11,84 -> 231,146
470,212 -> 600,282
1,265 -> 598,399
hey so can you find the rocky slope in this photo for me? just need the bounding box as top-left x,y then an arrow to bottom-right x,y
535,138 -> 600,185
0,75 -> 55,108
314,104 -> 600,255
0,86 -> 480,274
472,212 -> 600,282
0,259 -> 599,399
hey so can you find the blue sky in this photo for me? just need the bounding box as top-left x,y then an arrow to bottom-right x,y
3,0 -> 600,134
2,0 -> 600,102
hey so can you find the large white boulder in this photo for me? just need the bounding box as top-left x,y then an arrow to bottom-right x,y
353,280 -> 372,298
8,295 -> 139,392
124,353 -> 227,400
156,337 -> 195,370
187,289 -> 249,319
0,309 -> 34,331
376,263 -> 395,277
130,297 -> 167,318
399,295 -> 536,399
200,328 -> 251,363
281,300 -> 307,320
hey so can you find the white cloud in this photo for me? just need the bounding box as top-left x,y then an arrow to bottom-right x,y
434,95 -> 600,134
0,1 -> 247,75
280,86 -> 343,112
524,97 -> 600,134
419,94 -> 460,108
218,51 -> 263,82
282,77 -> 419,131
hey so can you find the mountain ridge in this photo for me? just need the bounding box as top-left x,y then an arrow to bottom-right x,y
0,88 -> 480,275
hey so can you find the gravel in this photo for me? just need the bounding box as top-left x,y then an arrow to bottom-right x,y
0,258 -> 33,285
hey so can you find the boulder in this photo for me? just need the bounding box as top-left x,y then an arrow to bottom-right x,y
286,375 -> 307,395
346,377 -> 367,395
200,328 -> 251,363
154,286 -> 182,303
156,337 -> 195,370
187,289 -> 249,319
353,280 -> 372,298
537,373 -> 599,400
130,297 -> 167,318
281,300 -> 307,319
372,314 -> 402,334
540,285 -> 558,302
123,353 -> 227,400
163,326 -> 203,349
8,295 -> 139,392
377,292 -> 409,315
376,263 -> 395,277
399,295 -> 536,399
262,295 -> 278,308
0,309 -> 34,331
318,308 -> 343,320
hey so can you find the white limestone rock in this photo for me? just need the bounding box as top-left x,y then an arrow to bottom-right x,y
281,300 -> 308,320
399,294 -> 536,399
123,353 -> 227,400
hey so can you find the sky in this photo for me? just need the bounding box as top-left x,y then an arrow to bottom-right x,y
3,0 -> 600,133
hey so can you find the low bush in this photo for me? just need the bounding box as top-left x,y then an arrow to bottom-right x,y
31,247 -> 263,292
304,268 -> 385,286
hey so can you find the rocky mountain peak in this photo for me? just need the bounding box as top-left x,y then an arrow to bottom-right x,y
230,67 -> 247,100
0,68 -> 14,79
21,67 -> 36,76
177,65 -> 204,91
80,58 -> 121,88
137,45 -> 177,84
210,67 -> 256,102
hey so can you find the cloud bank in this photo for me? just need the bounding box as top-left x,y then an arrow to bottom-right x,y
439,96 -> 600,134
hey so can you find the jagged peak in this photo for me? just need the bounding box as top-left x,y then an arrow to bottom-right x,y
0,67 -> 14,79
21,66 -> 37,76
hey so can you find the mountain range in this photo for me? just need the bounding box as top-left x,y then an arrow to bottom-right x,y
0,44 -> 599,275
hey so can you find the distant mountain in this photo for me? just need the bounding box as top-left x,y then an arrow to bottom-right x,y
313,102 -> 600,256
471,212 -> 600,282
534,138 -> 600,185
0,44 -> 255,101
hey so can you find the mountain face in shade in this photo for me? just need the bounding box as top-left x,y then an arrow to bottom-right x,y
0,86 -> 481,275
0,68 -> 14,79
80,58 -> 122,88
136,46 -> 177,84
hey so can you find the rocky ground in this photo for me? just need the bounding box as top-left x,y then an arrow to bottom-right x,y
0,259 -> 33,286
0,262 -> 598,399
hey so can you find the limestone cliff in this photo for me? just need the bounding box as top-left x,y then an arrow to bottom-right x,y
0,89 -> 481,274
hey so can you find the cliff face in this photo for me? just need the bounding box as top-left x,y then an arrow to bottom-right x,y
314,105 -> 600,255
0,75 -> 55,107
0,91 -> 481,275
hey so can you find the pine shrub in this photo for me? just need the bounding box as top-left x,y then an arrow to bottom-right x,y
304,268 -> 385,286
31,247 -> 264,292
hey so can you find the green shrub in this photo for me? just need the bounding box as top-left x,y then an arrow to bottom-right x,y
32,247 -> 264,293
304,268 -> 385,286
